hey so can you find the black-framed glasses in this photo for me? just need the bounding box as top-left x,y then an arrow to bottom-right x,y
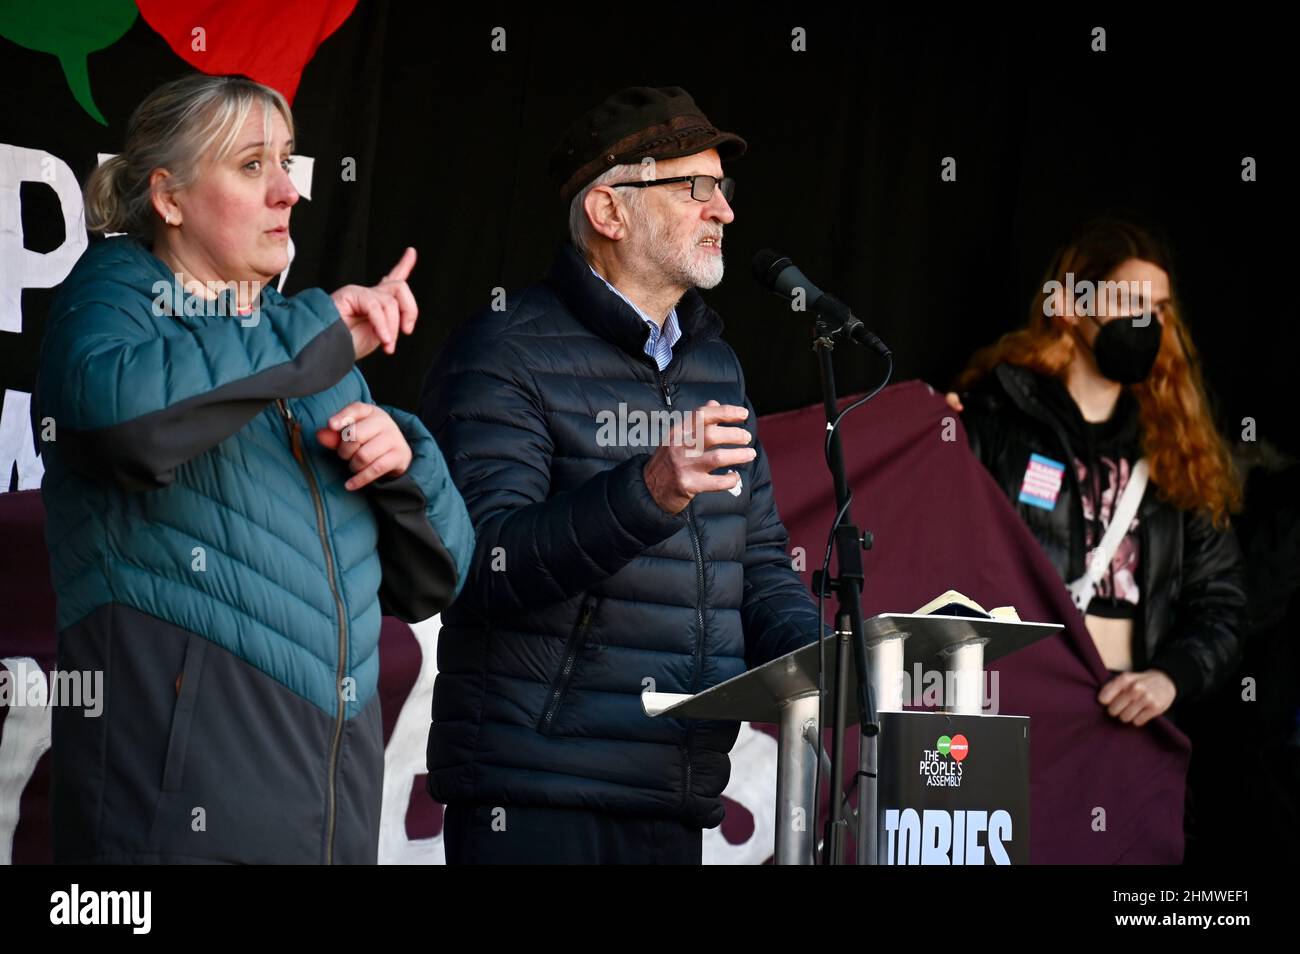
611,174 -> 735,203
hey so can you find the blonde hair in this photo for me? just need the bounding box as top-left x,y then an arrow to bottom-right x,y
84,73 -> 294,240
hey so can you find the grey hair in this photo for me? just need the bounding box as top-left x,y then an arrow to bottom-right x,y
83,74 -> 294,240
567,162 -> 649,257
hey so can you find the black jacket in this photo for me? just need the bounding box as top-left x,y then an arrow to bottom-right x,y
418,241 -> 822,827
958,362 -> 1247,702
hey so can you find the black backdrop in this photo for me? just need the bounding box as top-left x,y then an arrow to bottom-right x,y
3,8 -> 1293,491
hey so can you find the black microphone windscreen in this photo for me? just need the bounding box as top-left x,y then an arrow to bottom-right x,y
751,249 -> 791,288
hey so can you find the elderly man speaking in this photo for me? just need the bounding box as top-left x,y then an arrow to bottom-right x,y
419,86 -> 822,864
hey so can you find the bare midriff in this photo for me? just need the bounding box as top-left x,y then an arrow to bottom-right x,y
1086,614 -> 1134,671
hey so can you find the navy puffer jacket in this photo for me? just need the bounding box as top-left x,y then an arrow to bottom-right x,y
419,241 -> 821,827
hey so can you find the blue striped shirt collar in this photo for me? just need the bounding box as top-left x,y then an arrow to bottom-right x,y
589,264 -> 682,371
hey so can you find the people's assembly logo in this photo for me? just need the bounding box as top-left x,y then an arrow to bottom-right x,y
919,734 -> 969,787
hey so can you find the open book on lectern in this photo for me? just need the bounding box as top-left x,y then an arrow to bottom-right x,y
913,589 -> 1021,622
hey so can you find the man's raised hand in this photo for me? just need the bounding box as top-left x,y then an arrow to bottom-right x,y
643,400 -> 756,515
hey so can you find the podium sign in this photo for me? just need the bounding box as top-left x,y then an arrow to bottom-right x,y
877,711 -> 1030,865
643,612 -> 1058,864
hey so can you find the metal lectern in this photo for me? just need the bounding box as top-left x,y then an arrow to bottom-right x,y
641,611 -> 1062,864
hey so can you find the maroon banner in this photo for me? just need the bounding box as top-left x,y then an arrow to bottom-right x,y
757,379 -> 1189,863
1,380 -> 1189,863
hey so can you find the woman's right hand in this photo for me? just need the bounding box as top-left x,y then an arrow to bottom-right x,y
944,391 -> 964,412
331,247 -> 419,360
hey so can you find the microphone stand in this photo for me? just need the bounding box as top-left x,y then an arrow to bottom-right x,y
810,312 -> 881,865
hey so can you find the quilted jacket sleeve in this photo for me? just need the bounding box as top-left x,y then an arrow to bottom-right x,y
38,279 -> 353,492
343,372 -> 474,622
418,317 -> 684,620
1148,510 -> 1248,701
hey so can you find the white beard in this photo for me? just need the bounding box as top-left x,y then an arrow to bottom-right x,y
630,206 -> 725,289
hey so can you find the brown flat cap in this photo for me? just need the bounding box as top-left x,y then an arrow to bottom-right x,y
550,86 -> 747,204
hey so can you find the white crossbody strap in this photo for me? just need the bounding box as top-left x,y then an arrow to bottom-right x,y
1067,457 -> 1149,613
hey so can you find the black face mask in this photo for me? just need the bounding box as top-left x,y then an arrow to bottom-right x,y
1082,313 -> 1162,384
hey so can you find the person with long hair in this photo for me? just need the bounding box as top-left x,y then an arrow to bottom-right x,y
947,218 -> 1246,728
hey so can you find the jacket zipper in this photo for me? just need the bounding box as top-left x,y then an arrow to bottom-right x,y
658,367 -> 706,807
682,507 -> 707,807
659,371 -> 673,407
540,593 -> 597,732
276,398 -> 348,864
1134,516 -> 1152,669
685,510 -> 707,693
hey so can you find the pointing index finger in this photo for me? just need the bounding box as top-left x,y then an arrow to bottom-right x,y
383,246 -> 417,283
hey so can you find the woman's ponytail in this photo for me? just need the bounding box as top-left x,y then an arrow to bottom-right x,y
83,153 -> 136,235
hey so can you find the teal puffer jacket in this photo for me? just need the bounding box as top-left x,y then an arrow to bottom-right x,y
37,236 -> 473,863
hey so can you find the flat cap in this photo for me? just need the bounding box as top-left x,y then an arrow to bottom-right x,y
550,86 -> 746,204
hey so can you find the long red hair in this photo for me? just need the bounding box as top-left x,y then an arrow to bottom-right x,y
954,218 -> 1242,529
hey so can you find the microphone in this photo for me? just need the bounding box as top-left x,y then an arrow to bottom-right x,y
751,250 -> 891,356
